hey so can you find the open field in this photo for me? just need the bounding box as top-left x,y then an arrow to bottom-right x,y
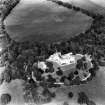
5,1 -> 92,43
4,0 -> 105,43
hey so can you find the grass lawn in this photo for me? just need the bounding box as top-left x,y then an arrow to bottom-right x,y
5,3 -> 92,43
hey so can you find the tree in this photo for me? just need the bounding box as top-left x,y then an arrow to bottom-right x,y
87,100 -> 96,105
47,0 -> 103,19
77,92 -> 89,104
1,0 -> 20,21
2,68 -> 12,83
0,93 -> 11,105
0,0 -> 21,55
63,101 -> 69,105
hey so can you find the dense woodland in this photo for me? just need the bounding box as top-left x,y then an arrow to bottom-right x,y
0,0 -> 105,105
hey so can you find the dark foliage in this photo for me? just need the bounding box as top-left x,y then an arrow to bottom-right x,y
48,0 -> 103,19
60,76 -> 67,83
67,72 -> 74,81
2,68 -> 12,83
73,70 -> 78,75
70,76 -> 81,85
87,100 -> 96,105
88,68 -> 96,77
42,88 -> 56,98
56,68 -> 63,76
77,92 -> 89,104
1,0 -> 20,21
63,101 -> 69,105
76,59 -> 84,70
23,82 -> 39,103
46,74 -> 56,83
0,93 -> 11,105
68,92 -> 74,98
45,62 -> 54,73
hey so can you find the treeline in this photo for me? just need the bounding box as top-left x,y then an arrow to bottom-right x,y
0,0 -> 20,21
47,0 -> 103,19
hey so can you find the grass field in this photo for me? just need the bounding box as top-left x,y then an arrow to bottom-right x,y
5,2 -> 92,43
